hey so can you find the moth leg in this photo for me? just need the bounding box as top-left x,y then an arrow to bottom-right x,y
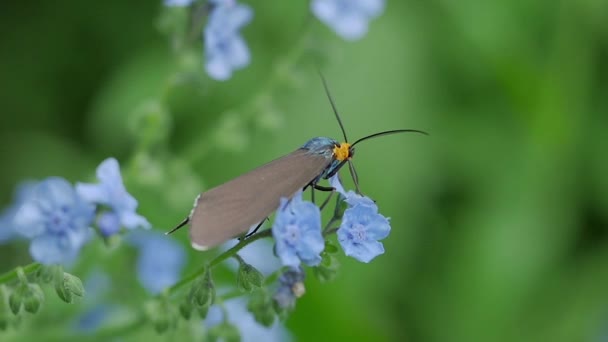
312,184 -> 334,192
319,189 -> 336,211
240,217 -> 269,240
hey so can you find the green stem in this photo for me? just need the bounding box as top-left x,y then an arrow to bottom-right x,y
209,230 -> 272,268
220,267 -> 285,302
180,27 -> 313,164
0,263 -> 41,285
166,229 -> 273,296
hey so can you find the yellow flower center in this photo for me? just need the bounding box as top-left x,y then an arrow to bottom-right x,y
333,143 -> 351,161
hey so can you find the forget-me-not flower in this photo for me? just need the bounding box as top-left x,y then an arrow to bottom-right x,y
164,0 -> 194,6
13,177 -> 95,265
76,158 -> 150,237
273,267 -> 306,310
272,190 -> 324,268
204,0 -> 253,81
206,297 -> 292,342
311,0 -> 385,41
0,181 -> 37,244
329,175 -> 391,263
222,238 -> 282,276
127,231 -> 186,294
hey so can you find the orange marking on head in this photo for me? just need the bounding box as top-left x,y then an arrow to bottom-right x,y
333,143 -> 351,161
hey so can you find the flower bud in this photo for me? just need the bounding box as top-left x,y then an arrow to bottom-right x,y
236,260 -> 264,293
246,290 -> 275,327
314,252 -> 340,283
145,299 -> 177,334
188,268 -> 215,313
54,266 -> 85,304
208,322 -> 240,342
22,284 -> 44,314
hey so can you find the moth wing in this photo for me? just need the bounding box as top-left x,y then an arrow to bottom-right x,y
189,148 -> 331,250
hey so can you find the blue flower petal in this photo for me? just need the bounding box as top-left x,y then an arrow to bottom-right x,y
13,178 -> 94,264
205,297 -> 292,342
29,229 -> 90,265
164,0 -> 194,7
331,174 -> 391,263
75,183 -> 109,204
338,234 -> 384,263
128,231 -> 186,294
119,211 -> 151,230
77,158 -> 150,236
97,212 -> 121,237
311,0 -> 385,41
36,177 -> 79,212
272,191 -> 324,267
203,0 -> 253,81
13,201 -> 46,238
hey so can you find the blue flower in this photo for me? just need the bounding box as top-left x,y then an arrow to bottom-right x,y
222,239 -> 282,276
205,297 -> 292,342
273,267 -> 306,310
13,177 -> 95,265
164,0 -> 194,6
204,0 -> 253,81
311,0 -> 385,41
127,231 -> 186,294
0,181 -> 37,244
272,190 -> 324,268
76,158 -> 150,237
329,175 -> 391,263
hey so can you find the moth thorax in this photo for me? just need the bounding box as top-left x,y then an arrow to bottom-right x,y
333,142 -> 351,161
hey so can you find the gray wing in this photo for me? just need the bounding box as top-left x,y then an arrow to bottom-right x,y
189,148 -> 332,250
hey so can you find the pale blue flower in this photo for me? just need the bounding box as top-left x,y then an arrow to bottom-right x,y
0,181 -> 37,244
311,0 -> 385,41
205,297 -> 292,342
76,158 -> 150,236
204,0 -> 253,80
13,177 -> 95,265
164,0 -> 194,6
273,267 -> 305,310
222,239 -> 281,276
272,191 -> 324,268
74,271 -> 112,333
329,175 -> 391,263
128,231 -> 186,294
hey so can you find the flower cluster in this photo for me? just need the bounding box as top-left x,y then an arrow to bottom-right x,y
163,0 -> 386,80
271,176 -> 391,268
3,158 -> 150,265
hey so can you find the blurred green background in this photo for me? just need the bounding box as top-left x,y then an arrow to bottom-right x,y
2,1 -> 608,341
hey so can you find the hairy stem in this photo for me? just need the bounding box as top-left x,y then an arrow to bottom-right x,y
166,229 -> 273,296
0,262 -> 41,285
